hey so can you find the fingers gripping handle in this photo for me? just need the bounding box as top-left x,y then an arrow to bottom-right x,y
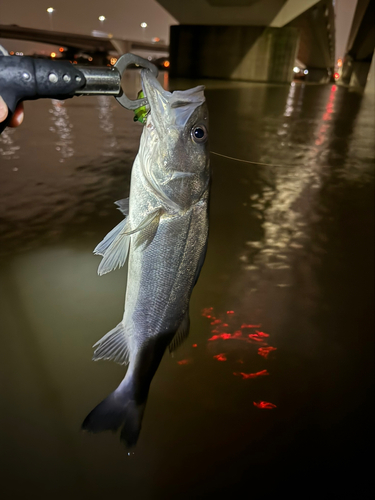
0,56 -> 86,133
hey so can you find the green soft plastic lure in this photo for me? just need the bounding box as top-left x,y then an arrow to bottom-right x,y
133,90 -> 149,124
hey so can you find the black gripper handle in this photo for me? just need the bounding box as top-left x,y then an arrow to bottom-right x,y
0,56 -> 86,134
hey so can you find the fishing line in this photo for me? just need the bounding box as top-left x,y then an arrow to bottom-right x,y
211,151 -> 288,168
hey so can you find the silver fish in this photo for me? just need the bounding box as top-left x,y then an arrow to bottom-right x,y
82,69 -> 210,446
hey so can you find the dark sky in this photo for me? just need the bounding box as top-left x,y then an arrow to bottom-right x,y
0,0 -> 357,60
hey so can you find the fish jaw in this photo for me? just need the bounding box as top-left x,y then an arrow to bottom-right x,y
141,69 -> 170,134
140,70 -> 210,211
141,69 -> 206,132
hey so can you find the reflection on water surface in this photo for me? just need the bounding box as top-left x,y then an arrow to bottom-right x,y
0,72 -> 373,498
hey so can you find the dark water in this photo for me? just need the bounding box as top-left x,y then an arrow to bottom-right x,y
0,72 -> 374,498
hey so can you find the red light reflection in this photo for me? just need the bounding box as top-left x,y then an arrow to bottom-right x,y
192,344 -> 197,348
248,334 -> 263,342
248,331 -> 269,342
211,319 -> 222,325
208,333 -> 232,341
204,307 -> 270,346
315,85 -> 337,145
258,346 -> 277,359
202,307 -> 277,410
202,307 -> 214,318
255,331 -> 269,337
177,359 -> 191,365
213,353 -> 227,362
253,401 -> 277,409
234,369 -> 269,379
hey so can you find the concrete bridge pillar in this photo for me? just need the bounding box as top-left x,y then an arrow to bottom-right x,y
349,61 -> 372,89
169,25 -> 300,83
342,54 -> 374,91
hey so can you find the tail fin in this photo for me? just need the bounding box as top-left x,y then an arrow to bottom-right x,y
82,384 -> 146,447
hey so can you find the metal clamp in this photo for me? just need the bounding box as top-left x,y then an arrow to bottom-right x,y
114,53 -> 158,110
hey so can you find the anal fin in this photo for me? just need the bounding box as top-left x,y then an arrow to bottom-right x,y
93,322 -> 129,365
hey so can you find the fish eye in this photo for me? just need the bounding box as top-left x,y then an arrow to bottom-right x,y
191,125 -> 208,143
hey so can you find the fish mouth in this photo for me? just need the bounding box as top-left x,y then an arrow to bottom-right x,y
141,69 -> 206,129
141,69 -> 171,127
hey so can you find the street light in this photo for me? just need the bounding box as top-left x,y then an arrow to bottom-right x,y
47,8 -> 55,30
99,15 -> 106,32
140,22 -> 147,41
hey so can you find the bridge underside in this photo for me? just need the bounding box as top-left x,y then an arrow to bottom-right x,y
0,24 -> 168,63
159,0 -> 335,83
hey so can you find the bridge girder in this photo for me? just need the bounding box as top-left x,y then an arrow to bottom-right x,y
0,25 -> 168,57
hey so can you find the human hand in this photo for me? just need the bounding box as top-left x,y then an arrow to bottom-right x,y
0,96 -> 24,127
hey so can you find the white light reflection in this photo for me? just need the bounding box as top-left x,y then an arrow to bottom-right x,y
283,82 -> 296,117
245,85 -> 338,282
96,95 -> 117,154
49,100 -> 74,162
0,128 -> 21,165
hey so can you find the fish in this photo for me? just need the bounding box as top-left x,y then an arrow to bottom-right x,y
82,69 -> 210,446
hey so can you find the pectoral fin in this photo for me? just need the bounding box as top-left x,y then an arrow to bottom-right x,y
94,218 -> 127,257
97,233 -> 130,276
120,208 -> 163,236
96,208 -> 163,275
169,309 -> 190,353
